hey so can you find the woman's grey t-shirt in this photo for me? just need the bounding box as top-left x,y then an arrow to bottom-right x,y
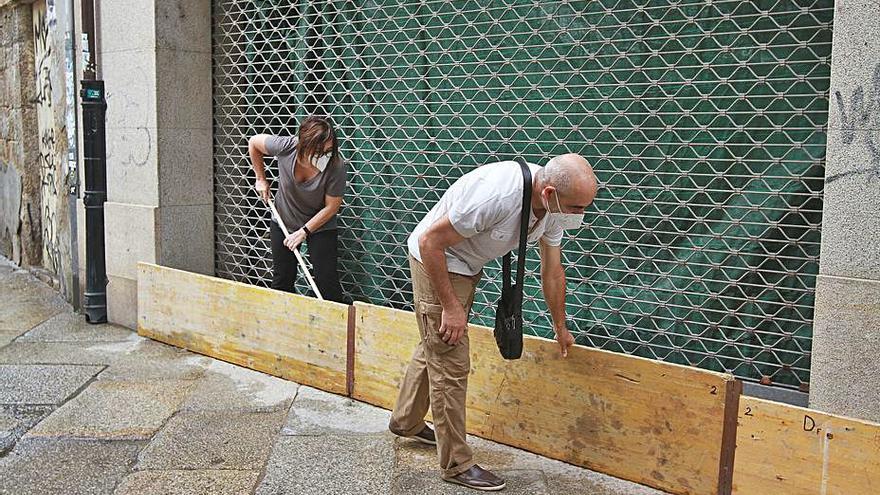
265,135 -> 347,233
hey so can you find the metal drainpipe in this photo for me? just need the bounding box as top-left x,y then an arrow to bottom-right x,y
79,0 -> 107,323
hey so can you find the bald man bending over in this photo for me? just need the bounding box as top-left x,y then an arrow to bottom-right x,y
389,154 -> 598,491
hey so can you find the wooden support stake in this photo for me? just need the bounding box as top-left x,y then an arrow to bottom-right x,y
346,304 -> 356,397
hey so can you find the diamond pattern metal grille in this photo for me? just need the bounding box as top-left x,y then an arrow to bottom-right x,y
212,1 -> 833,391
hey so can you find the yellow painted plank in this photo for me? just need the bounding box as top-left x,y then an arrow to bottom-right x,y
353,302 -> 740,495
137,263 -> 348,395
351,301 -> 419,410
733,396 -> 880,495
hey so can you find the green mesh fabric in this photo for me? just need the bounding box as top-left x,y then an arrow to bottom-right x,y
213,1 -> 833,390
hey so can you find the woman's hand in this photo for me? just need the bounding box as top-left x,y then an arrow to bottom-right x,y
255,178 -> 270,203
283,229 -> 307,251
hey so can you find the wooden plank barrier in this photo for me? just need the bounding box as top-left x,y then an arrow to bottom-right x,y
137,263 -> 349,395
137,264 -> 880,495
352,302 -> 741,495
733,396 -> 880,495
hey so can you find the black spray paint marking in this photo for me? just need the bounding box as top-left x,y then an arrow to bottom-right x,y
828,62 -> 880,184
33,4 -> 63,278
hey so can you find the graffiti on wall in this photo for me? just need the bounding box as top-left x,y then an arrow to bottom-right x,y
32,1 -> 63,279
105,90 -> 153,169
829,62 -> 880,184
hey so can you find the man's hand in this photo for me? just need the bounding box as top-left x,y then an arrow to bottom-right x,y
283,229 -> 307,251
255,178 -> 270,203
555,325 -> 575,358
440,302 -> 468,345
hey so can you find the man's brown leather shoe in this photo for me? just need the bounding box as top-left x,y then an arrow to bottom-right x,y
445,465 -> 506,491
412,425 -> 436,445
390,425 -> 436,446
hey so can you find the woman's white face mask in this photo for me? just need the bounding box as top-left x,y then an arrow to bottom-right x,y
312,153 -> 332,172
544,190 -> 584,230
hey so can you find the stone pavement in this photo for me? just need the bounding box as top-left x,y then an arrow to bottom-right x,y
0,257 -> 665,494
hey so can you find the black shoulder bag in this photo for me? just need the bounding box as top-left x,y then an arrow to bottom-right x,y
493,158 -> 532,360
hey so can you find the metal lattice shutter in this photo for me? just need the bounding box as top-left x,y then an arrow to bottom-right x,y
212,1 -> 833,391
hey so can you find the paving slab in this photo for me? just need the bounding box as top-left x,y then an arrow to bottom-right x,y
136,409 -> 286,470
393,431 -> 663,495
0,405 -> 54,455
96,342 -> 211,382
113,469 -> 260,495
0,337 -> 143,366
0,272 -> 68,335
0,438 -> 144,495
181,359 -> 299,413
281,385 -> 390,436
0,310 -> 64,346
471,437 -> 664,495
27,380 -> 194,440
393,469 -> 550,494
393,440 -> 553,493
548,475 -> 665,495
0,328 -> 30,349
18,312 -> 135,343
0,364 -> 102,405
256,434 -> 395,495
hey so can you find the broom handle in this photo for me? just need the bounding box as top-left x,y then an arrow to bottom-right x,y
268,199 -> 324,300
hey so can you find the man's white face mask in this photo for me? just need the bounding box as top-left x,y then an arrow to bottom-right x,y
312,153 -> 332,172
544,190 -> 584,230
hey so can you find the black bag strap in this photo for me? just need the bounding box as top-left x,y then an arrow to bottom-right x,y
502,159 -> 532,300
515,158 -> 532,289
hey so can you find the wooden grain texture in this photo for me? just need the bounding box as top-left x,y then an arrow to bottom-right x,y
734,396 -> 880,495
353,302 -> 740,495
137,263 -> 348,394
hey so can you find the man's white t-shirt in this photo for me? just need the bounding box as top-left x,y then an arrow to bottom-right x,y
408,161 -> 565,276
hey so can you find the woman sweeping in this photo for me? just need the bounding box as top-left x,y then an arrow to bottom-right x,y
248,116 -> 347,303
